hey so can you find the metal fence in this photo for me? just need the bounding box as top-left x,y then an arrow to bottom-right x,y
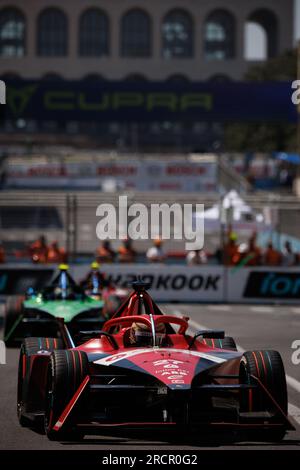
1,190 -> 300,263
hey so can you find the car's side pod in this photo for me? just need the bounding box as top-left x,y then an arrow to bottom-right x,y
76,330 -> 119,349
188,330 -> 225,349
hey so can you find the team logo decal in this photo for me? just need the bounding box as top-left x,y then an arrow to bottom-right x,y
153,359 -> 188,384
93,348 -> 226,367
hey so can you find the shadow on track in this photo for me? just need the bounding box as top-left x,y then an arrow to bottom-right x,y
24,427 -> 298,448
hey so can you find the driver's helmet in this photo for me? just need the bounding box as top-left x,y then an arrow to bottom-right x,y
91,261 -> 100,270
26,287 -> 36,298
55,264 -> 71,298
59,264 -> 69,271
129,320 -> 166,347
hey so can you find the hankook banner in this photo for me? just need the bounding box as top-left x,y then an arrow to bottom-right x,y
1,265 -> 300,303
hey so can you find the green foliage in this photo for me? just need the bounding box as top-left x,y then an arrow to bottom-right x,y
245,49 -> 297,81
224,49 -> 297,152
224,122 -> 297,152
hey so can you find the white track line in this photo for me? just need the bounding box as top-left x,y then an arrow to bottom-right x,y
172,309 -> 300,426
250,306 -> 274,313
207,305 -> 231,312
286,375 -> 300,394
288,404 -> 300,425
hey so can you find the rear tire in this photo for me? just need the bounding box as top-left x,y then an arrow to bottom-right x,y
44,350 -> 88,441
202,336 -> 237,351
17,337 -> 64,427
4,295 -> 23,347
239,350 -> 287,442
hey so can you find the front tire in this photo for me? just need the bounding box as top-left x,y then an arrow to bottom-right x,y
239,350 -> 287,441
4,295 -> 23,347
17,337 -> 63,427
44,350 -> 88,441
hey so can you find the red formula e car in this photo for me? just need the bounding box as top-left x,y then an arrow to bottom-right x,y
17,281 -> 294,442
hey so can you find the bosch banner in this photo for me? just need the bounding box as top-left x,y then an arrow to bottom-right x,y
1,80 -> 297,123
5,158 -> 218,192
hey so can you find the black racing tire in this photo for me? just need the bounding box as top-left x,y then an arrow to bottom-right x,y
202,336 -> 237,351
4,295 -> 23,347
239,350 -> 287,442
44,349 -> 89,441
17,337 -> 64,427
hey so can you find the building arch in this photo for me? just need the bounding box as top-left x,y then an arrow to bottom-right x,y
121,9 -> 152,57
124,73 -> 147,81
209,74 -> 232,82
83,73 -> 106,81
37,7 -> 68,56
79,8 -> 109,57
42,73 -> 64,80
245,9 -> 278,59
204,9 -> 236,60
1,71 -> 21,80
166,74 -> 190,82
0,7 -> 26,57
162,9 -> 194,58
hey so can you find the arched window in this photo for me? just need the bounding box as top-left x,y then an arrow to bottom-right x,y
121,9 -> 151,57
162,10 -> 194,58
79,8 -> 109,57
204,10 -> 236,60
245,9 -> 278,60
0,8 -> 25,56
37,8 -> 68,56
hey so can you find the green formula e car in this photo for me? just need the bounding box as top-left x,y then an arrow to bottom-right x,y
3,265 -> 105,346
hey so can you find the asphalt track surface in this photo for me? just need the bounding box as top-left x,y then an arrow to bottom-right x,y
0,302 -> 300,450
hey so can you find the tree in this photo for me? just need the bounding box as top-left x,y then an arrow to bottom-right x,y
224,49 -> 297,152
245,49 -> 297,81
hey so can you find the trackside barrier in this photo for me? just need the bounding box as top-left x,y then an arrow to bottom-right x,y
75,264 -> 225,302
227,266 -> 300,304
1,264 -> 300,304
